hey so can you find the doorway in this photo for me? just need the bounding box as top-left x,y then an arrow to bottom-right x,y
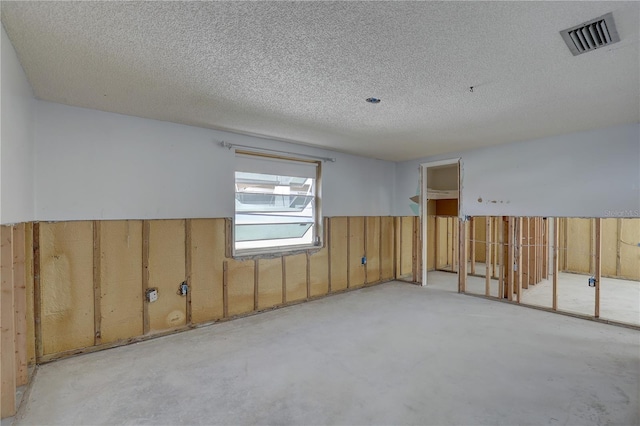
419,159 -> 461,287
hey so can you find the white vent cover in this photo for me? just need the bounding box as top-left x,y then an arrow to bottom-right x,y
560,12 -> 620,56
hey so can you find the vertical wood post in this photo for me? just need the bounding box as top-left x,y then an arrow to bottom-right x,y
485,217 -> 491,296
93,221 -> 102,345
458,218 -> 467,293
470,218 -> 476,275
142,221 -> 150,334
516,218 -> 523,303
507,217 -> 514,301
552,218 -> 559,311
594,218 -> 602,318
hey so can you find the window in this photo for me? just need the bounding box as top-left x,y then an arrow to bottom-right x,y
234,152 -> 321,254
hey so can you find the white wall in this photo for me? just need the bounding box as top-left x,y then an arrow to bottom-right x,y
395,123 -> 640,218
34,101 -> 395,221
1,25 -> 35,224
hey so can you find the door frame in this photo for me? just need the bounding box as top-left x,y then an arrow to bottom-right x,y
419,158 -> 462,286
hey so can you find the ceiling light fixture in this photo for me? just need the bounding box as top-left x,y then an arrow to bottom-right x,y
366,97 -> 381,104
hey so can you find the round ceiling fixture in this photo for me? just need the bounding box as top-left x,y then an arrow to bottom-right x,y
366,97 -> 381,104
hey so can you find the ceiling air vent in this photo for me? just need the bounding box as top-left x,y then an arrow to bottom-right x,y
560,12 -> 620,56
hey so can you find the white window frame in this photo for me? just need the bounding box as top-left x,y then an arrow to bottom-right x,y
233,150 -> 323,257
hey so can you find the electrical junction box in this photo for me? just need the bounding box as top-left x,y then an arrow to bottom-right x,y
146,288 -> 158,302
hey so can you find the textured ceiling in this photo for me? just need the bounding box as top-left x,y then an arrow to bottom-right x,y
2,1 -> 639,161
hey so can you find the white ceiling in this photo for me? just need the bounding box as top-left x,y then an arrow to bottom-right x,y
2,1 -> 639,161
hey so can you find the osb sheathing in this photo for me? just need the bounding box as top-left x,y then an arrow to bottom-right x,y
399,216 -> 414,278
34,216 -> 396,359
40,221 -> 94,355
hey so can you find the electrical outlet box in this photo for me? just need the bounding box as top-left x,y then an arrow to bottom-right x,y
146,288 -> 158,303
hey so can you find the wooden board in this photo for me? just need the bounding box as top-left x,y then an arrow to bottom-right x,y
190,219 -> 225,323
226,259 -> 255,316
435,199 -> 458,216
1,225 -> 16,417
12,224 -> 27,386
99,221 -> 143,344
329,217 -> 348,291
258,257 -> 282,309
365,217 -> 381,283
147,220 -> 186,332
380,217 -> 394,280
619,218 -> 640,280
40,221 -> 95,355
285,254 -> 307,302
348,217 -> 366,287
25,223 -> 35,365
400,216 -> 414,278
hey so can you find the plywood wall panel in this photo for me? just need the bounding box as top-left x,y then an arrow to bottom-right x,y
285,254 -> 307,302
25,223 -> 35,365
329,217 -> 348,291
380,217 -> 394,280
190,219 -> 225,323
348,217 -> 365,288
147,220 -> 186,333
365,217 -> 381,282
619,218 -> 640,280
99,221 -> 143,344
40,221 -> 94,355
258,258 -> 282,309
227,259 -> 255,316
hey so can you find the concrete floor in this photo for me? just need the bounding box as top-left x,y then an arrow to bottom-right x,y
14,278 -> 640,426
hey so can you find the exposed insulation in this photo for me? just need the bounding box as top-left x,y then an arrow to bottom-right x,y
25,223 -> 35,365
226,259 -> 255,316
380,217 -> 394,280
285,254 -> 307,302
348,217 -> 366,288
619,218 -> 640,280
565,218 -> 592,274
190,219 -> 225,323
258,257 -> 282,309
309,246 -> 329,297
329,217 -> 348,291
99,221 -> 143,344
40,221 -> 94,355
147,220 -> 186,332
365,217 -> 381,282
399,217 -> 414,278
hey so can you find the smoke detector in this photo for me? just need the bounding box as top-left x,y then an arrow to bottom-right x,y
560,12 -> 620,56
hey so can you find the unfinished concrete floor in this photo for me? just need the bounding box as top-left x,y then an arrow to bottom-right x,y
15,278 -> 640,425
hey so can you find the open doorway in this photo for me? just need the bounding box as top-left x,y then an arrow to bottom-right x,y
419,159 -> 461,287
